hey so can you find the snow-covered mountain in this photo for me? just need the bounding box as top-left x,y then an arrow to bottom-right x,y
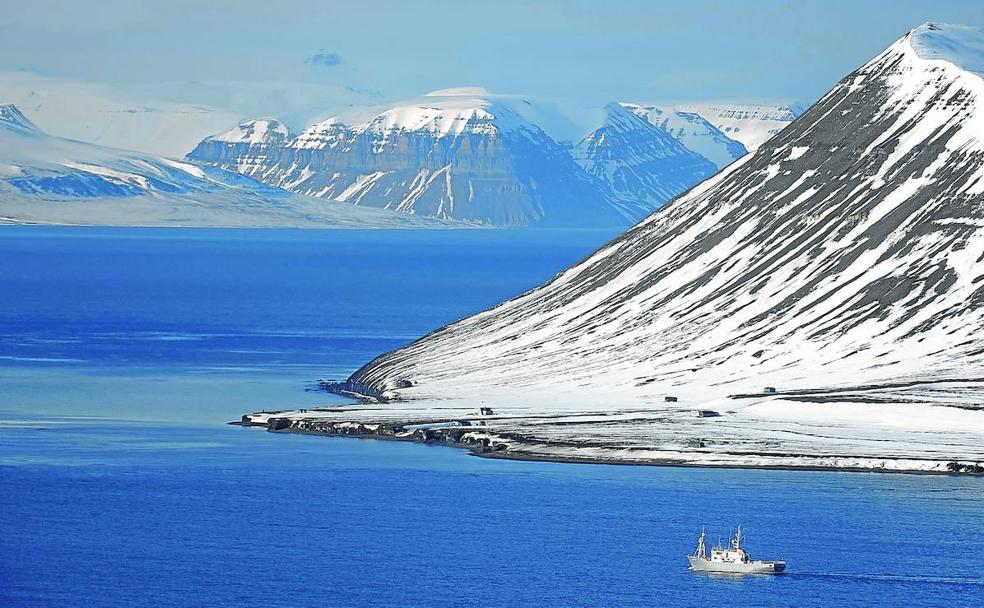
677,102 -> 803,151
622,103 -> 748,169
189,91 -> 634,227
0,70 -> 242,158
319,23 -> 984,472
0,104 -> 450,228
573,103 -> 719,217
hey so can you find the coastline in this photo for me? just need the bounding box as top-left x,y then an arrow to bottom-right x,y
234,413 -> 984,476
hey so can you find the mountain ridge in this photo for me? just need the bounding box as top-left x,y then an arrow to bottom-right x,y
621,103 -> 748,169
189,94 -> 639,227
573,102 -> 719,218
188,91 -> 790,227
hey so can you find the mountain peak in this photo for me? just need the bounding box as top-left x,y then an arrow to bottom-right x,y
621,103 -> 747,169
350,97 -> 532,138
574,101 -> 718,217
0,104 -> 41,135
208,118 -> 290,145
907,22 -> 984,77
600,101 -> 651,130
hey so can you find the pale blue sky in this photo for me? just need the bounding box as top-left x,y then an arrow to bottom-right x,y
2,0 -> 984,119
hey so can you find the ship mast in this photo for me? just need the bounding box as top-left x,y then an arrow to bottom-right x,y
732,525 -> 743,549
693,529 -> 707,559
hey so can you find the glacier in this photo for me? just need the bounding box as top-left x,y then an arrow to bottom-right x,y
248,23 -> 984,473
0,70 -> 242,158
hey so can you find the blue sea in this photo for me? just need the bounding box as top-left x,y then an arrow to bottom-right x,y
1,226 -> 981,608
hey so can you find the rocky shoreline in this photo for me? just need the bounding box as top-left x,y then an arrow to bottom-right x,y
236,412 -> 513,458
235,408 -> 984,476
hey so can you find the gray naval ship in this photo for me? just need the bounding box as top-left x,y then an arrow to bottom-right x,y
687,527 -> 786,574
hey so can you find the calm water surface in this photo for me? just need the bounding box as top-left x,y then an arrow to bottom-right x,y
0,227 -> 981,607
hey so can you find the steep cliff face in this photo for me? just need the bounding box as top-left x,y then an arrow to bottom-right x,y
573,103 -> 719,217
186,118 -> 292,177
189,95 -> 634,227
332,24 -> 984,469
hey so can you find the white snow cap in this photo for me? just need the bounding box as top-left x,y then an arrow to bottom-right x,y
423,86 -> 492,97
344,93 -> 530,137
362,102 -> 502,136
908,22 -> 984,78
209,118 -> 290,144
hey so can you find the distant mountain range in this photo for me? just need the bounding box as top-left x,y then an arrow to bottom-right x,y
1,72 -> 802,228
188,92 -> 632,228
0,104 -> 450,228
189,91 -> 800,227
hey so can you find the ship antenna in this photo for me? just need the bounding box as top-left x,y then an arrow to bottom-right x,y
694,527 -> 707,558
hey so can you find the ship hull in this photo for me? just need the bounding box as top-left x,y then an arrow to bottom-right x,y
687,556 -> 786,574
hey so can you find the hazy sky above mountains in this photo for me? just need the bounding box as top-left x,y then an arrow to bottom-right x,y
2,0 -> 984,123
